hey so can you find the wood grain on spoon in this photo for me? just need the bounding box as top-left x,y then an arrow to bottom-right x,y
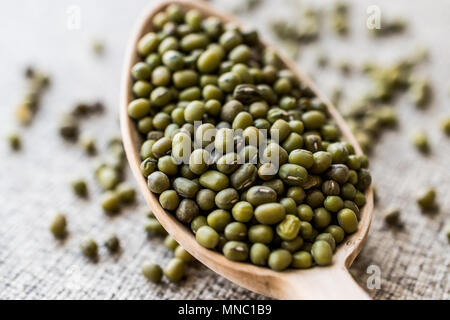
120,0 -> 374,300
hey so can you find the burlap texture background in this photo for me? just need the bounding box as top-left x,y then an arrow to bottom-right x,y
0,0 -> 449,299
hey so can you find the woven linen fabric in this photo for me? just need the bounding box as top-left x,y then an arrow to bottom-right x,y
0,0 -> 449,300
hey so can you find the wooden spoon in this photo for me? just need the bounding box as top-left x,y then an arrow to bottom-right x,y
120,0 -> 374,300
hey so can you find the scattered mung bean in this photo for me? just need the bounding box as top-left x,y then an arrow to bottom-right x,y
142,261 -> 163,283
7,133 -> 21,151
383,208 -> 400,226
49,213 -> 67,239
71,178 -> 88,197
80,237 -> 98,259
164,257 -> 185,282
105,233 -> 120,253
416,187 -> 436,211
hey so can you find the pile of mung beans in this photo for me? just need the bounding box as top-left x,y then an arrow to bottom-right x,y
127,4 -> 372,271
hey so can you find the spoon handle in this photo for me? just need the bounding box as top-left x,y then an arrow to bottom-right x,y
280,267 -> 371,300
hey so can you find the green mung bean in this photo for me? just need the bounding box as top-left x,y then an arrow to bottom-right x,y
80,237 -> 98,259
142,261 -> 163,283
440,117 -> 450,136
71,178 -> 88,197
411,130 -> 430,154
105,233 -> 120,253
7,133 -> 21,151
416,187 -> 436,211
384,208 -> 401,226
49,213 -> 67,239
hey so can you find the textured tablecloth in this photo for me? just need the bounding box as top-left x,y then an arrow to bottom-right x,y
0,0 -> 449,300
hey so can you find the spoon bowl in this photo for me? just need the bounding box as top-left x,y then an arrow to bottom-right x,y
120,0 -> 374,300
